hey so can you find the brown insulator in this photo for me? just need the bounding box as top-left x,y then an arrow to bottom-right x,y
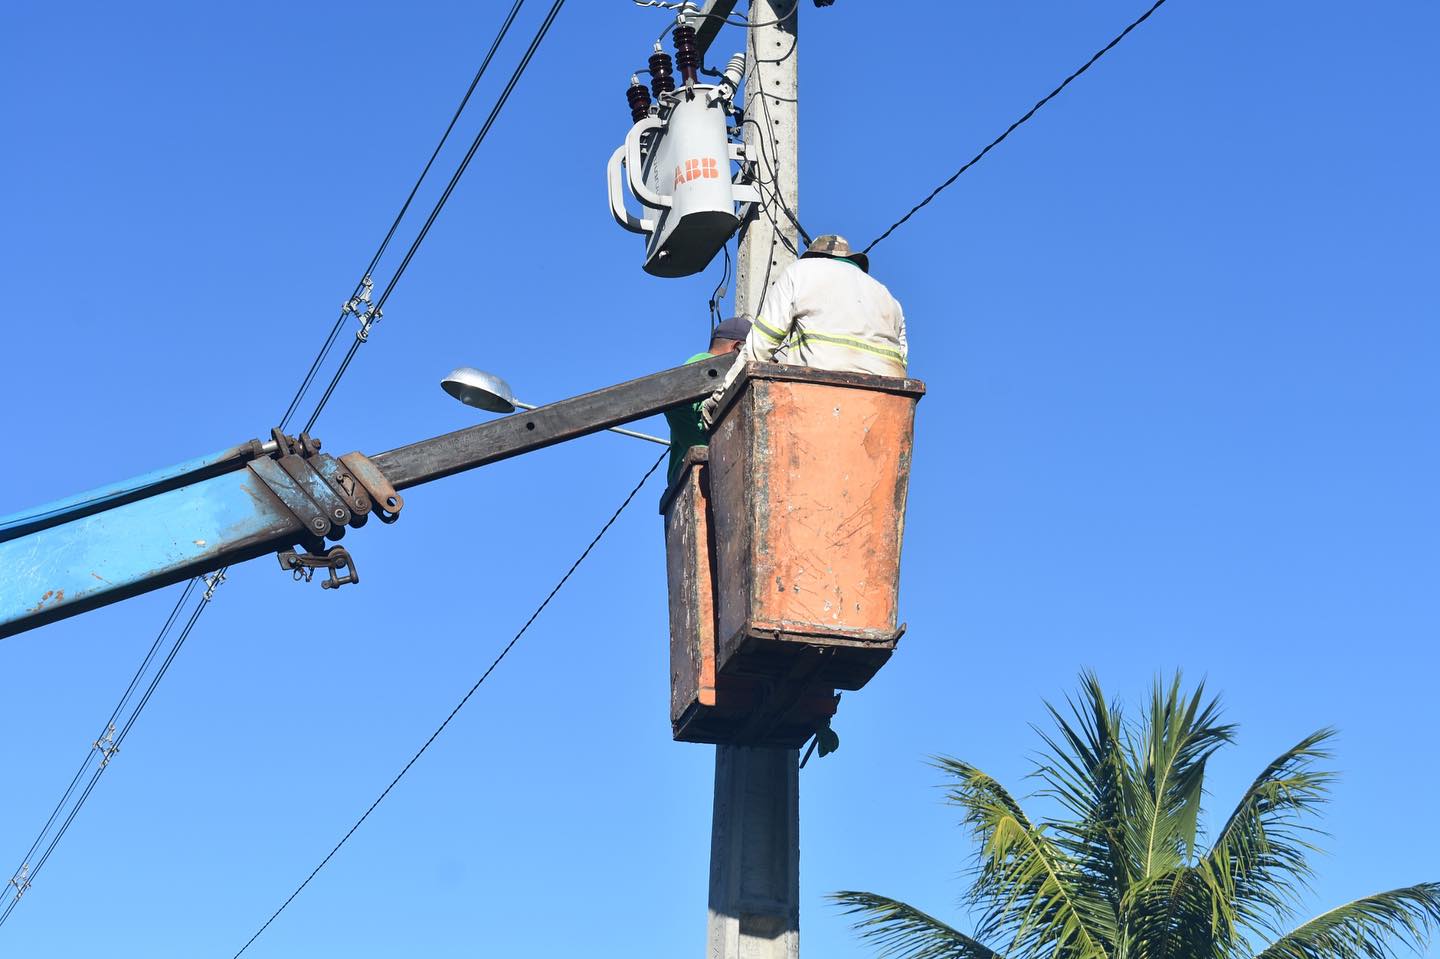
649,51 -> 675,97
626,81 -> 652,122
673,24 -> 699,85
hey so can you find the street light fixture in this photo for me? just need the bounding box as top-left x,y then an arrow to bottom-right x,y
440,367 -> 670,446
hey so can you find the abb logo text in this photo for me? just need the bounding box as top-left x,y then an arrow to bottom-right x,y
674,157 -> 720,188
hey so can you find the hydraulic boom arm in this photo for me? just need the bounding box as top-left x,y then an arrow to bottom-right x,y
0,357 -> 729,639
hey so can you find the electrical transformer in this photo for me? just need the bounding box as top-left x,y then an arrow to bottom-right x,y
608,44 -> 758,278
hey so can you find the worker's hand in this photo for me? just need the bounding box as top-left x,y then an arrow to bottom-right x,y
700,392 -> 723,428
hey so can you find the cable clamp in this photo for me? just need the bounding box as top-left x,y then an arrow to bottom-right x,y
341,275 -> 374,317
342,275 -> 382,343
203,570 -> 227,602
93,723 -> 119,768
8,864 -> 29,900
355,306 -> 382,343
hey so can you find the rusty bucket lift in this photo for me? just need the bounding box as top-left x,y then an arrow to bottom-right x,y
662,363 -> 925,746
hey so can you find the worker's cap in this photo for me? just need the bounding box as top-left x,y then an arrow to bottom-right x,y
712,315 -> 752,342
801,234 -> 869,274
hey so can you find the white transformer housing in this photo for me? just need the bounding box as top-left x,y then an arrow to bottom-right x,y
609,70 -> 759,277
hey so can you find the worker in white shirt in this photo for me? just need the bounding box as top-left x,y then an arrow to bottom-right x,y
701,234 -> 907,425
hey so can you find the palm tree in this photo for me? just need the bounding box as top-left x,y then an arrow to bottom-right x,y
833,674 -> 1440,959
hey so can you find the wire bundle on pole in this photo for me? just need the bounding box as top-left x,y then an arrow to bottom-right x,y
737,0 -> 808,320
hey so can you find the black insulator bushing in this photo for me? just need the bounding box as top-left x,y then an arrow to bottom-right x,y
673,24 -> 699,85
626,83 -> 652,122
649,51 -> 675,97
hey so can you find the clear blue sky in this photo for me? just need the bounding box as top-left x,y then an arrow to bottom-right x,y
2,1 -> 1436,956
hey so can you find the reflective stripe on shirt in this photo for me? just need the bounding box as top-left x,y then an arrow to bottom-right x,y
792,329 -> 906,365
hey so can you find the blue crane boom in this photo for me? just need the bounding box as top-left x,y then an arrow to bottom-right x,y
0,357 -> 729,639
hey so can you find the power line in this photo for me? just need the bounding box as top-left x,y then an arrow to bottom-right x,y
0,579 -> 197,919
364,0 -> 529,288
231,449 -> 667,958
279,0 -> 530,431
0,587 -> 212,928
0,0 -> 541,929
863,0 -> 1172,254
302,0 -> 569,433
5,0 -> 569,936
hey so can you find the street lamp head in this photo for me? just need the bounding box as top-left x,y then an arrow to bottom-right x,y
440,367 -> 519,413
441,366 -> 669,446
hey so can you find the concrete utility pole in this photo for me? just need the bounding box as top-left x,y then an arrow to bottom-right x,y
705,2 -> 802,957
733,0 -> 800,323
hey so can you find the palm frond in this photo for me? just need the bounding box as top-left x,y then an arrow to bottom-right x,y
933,757 -> 1035,831
1031,672 -> 1133,907
1122,865 -> 1235,959
934,760 -> 1114,959
1203,729 -> 1337,940
1122,674 -> 1235,880
830,891 -> 1007,959
835,678 -> 1433,959
1254,883 -> 1440,959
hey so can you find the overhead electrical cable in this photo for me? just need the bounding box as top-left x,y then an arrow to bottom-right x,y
0,593 -> 211,928
231,449 -> 667,958
303,0 -> 569,433
0,579 -> 197,921
280,0 -> 530,431
362,0 -> 529,290
1,601 -> 211,926
0,0 -> 539,929
863,0 -> 1172,254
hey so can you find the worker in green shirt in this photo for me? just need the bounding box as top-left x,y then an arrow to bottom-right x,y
664,315 -> 752,486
